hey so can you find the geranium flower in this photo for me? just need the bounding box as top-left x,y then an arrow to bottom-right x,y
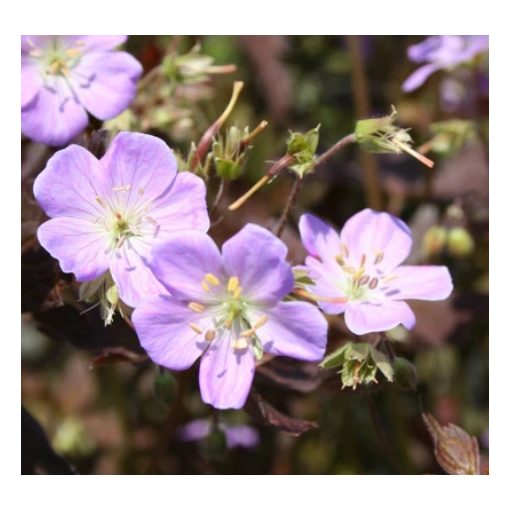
21,36 -> 142,146
402,35 -> 489,92
34,131 -> 209,308
299,209 -> 453,335
177,419 -> 259,449
132,225 -> 328,410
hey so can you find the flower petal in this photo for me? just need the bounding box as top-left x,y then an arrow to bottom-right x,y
199,330 -> 255,410
99,132 -> 177,211
249,301 -> 328,361
132,295 -> 209,370
21,57 -> 42,107
223,425 -> 259,449
402,63 -> 441,92
109,238 -> 168,307
387,265 -> 453,301
37,217 -> 111,281
221,224 -> 293,304
149,232 -> 224,302
59,35 -> 128,52
344,300 -> 416,335
150,171 -> 210,238
339,209 -> 412,272
33,144 -> 107,219
299,213 -> 341,266
21,80 -> 89,146
73,51 -> 142,120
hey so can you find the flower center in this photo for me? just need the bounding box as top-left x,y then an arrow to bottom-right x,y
26,38 -> 83,78
111,213 -> 134,245
186,274 -> 267,355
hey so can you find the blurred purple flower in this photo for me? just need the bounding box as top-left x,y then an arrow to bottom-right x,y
402,35 -> 488,92
178,419 -> 259,449
132,224 -> 328,410
21,36 -> 142,146
299,209 -> 453,335
34,132 -> 209,307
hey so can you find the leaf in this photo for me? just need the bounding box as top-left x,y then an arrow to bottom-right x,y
423,413 -> 481,475
244,390 -> 318,436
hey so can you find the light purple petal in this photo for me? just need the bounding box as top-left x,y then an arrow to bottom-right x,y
37,217 -> 110,281
339,209 -> 412,272
304,256 -> 347,315
33,144 -> 107,219
388,265 -> 453,301
402,63 -> 442,92
21,57 -> 42,107
58,35 -> 128,52
407,36 -> 443,63
73,51 -> 142,120
99,132 -> 177,210
21,80 -> 89,146
199,331 -> 255,410
177,419 -> 212,442
221,224 -> 293,304
110,238 -> 168,307
344,300 -> 416,335
149,231 -> 224,302
223,424 -> 259,448
299,213 -> 341,267
249,301 -> 328,361
150,171 -> 210,238
132,295 -> 209,370
21,35 -> 53,53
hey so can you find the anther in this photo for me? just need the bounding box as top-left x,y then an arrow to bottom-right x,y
253,315 -> 268,329
231,338 -> 249,350
201,281 -> 210,293
336,255 -> 346,267
340,243 -> 350,258
205,330 -> 216,342
96,196 -> 106,208
369,277 -> 379,289
113,185 -> 131,192
66,48 -> 81,58
188,302 -> 205,313
240,328 -> 255,338
374,251 -> 384,265
204,273 -> 220,286
227,276 -> 240,294
360,254 -> 366,268
382,275 -> 398,283
358,275 -> 370,286
233,286 -> 242,300
189,322 -> 203,334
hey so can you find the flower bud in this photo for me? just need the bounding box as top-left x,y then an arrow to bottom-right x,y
286,125 -> 320,177
447,227 -> 475,257
199,424 -> 228,461
153,369 -> 178,405
427,119 -> 476,156
393,356 -> 418,392
422,225 -> 448,257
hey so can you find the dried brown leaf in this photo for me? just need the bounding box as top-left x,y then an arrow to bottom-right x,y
423,413 -> 481,475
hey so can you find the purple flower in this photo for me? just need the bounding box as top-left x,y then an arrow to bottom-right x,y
299,209 -> 453,335
402,35 -> 489,92
21,36 -> 142,146
178,419 -> 259,449
132,225 -> 328,410
34,132 -> 209,308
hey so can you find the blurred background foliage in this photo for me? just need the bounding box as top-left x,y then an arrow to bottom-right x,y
21,35 -> 488,474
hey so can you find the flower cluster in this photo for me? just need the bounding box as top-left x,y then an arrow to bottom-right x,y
28,36 -> 455,411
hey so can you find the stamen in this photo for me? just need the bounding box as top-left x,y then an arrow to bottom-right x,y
29,49 -> 42,58
66,47 -> 81,58
188,302 -> 205,313
96,196 -> 106,208
374,251 -> 384,265
205,330 -> 216,342
227,276 -> 240,295
48,61 -> 60,74
201,281 -> 210,293
253,315 -> 268,329
115,211 -> 123,220
231,338 -> 249,350
204,273 -> 220,286
240,328 -> 256,338
61,67 -> 70,77
233,286 -> 242,300
382,275 -> 398,283
369,277 -> 379,289
360,254 -> 366,268
138,188 -> 145,196
340,243 -> 350,258
189,322 -> 203,334
224,313 -> 234,329
358,275 -> 370,286
336,255 -> 346,267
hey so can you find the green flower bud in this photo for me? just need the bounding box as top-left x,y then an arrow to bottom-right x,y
212,126 -> 248,180
355,107 -> 434,168
428,119 -> 476,155
422,225 -> 448,257
286,125 -> 320,178
53,417 -> 95,457
393,356 -> 418,392
153,369 -> 178,405
447,227 -> 475,257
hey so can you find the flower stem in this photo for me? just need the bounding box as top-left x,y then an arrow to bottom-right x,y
274,176 -> 303,237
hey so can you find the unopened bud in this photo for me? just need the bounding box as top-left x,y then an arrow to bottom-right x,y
153,369 -> 178,405
422,225 -> 448,257
286,125 -> 320,177
447,227 -> 475,257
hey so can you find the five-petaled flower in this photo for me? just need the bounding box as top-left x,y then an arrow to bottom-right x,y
132,225 -> 328,410
34,131 -> 209,308
299,209 -> 453,335
21,36 -> 142,146
402,35 -> 489,92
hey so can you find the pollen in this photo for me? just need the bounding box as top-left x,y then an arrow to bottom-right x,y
201,281 -> 210,293
188,302 -> 205,313
189,322 -> 203,334
204,273 -> 220,286
205,330 -> 216,342
227,276 -> 240,295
